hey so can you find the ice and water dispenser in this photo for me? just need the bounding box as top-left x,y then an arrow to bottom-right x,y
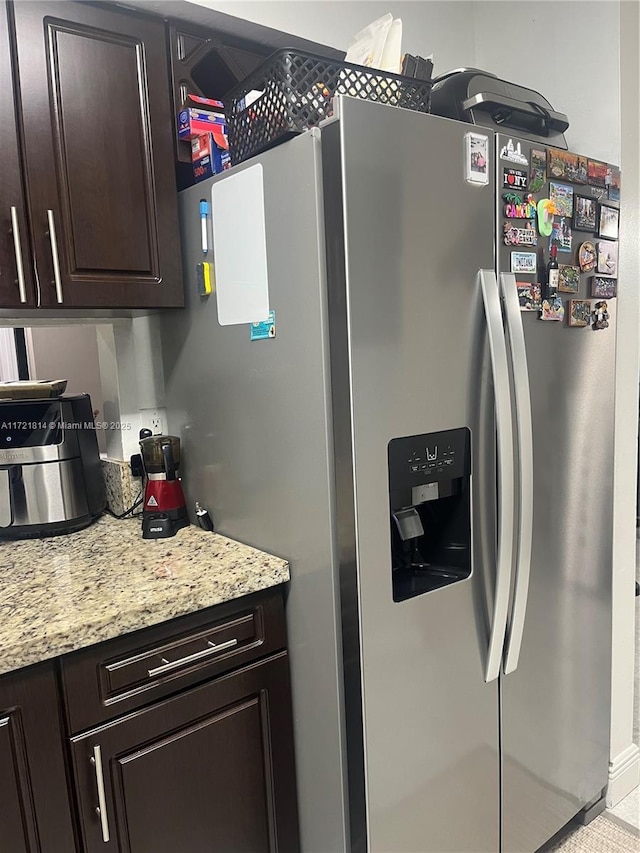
388,428 -> 471,602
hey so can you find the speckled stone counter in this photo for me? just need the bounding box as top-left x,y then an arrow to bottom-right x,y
0,516 -> 289,676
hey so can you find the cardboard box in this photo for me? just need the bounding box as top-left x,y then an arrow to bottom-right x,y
192,124 -> 231,183
178,95 -> 225,140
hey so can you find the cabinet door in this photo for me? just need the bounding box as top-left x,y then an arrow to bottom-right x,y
12,1 -> 183,309
0,2 -> 34,307
0,663 -> 77,853
71,652 -> 299,853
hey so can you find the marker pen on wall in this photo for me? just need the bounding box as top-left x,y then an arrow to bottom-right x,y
200,199 -> 208,254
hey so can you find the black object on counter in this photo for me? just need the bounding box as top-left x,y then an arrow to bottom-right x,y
195,502 -> 214,532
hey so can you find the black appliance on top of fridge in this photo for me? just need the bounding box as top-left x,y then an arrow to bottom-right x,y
163,95 -> 617,852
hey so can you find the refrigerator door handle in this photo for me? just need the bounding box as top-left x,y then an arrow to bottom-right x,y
478,270 -> 515,683
500,272 -> 534,675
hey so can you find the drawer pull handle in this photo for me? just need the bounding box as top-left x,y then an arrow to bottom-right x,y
147,638 -> 238,677
90,745 -> 110,843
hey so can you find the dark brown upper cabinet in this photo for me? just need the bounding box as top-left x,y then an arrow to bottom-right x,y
10,1 -> 183,309
0,2 -> 35,307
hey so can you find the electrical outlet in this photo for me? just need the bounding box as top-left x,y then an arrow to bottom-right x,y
140,408 -> 168,436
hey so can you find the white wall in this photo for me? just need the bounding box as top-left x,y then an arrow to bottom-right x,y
192,0 -> 476,74
26,325 -> 106,451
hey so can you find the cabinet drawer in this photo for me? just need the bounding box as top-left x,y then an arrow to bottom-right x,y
61,587 -> 286,734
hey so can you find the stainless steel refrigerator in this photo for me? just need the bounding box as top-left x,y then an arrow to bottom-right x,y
162,96 -> 615,853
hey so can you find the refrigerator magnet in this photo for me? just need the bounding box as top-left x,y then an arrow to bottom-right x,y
529,148 -> 547,193
591,276 -> 617,299
464,132 -> 489,185
568,300 -> 592,327
549,182 -> 574,217
500,138 -> 528,165
503,167 -> 527,191
503,192 -> 537,219
511,252 -> 537,274
598,204 -> 619,241
503,221 -> 537,246
592,301 -> 610,330
588,160 -> 608,187
573,195 -> 597,231
578,241 -> 597,272
608,168 -> 621,201
537,198 -> 555,236
517,282 -> 541,311
596,241 -> 618,276
550,217 -> 572,253
558,265 -> 580,293
539,296 -> 564,322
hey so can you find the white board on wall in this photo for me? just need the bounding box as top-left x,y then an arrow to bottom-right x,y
211,163 -> 271,325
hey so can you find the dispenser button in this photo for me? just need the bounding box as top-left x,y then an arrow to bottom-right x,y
444,458 -> 454,466
410,465 -> 419,473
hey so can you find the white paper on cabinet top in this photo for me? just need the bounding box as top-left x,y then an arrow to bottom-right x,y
211,163 -> 270,325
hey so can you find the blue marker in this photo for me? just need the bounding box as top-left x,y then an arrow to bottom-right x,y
200,199 -> 208,254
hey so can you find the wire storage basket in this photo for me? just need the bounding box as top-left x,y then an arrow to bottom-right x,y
224,49 -> 433,165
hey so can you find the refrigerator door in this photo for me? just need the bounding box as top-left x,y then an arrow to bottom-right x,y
163,132 -> 349,853
324,97 -> 500,852
496,134 -> 614,852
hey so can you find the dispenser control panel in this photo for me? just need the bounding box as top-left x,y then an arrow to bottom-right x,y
388,427 -> 470,486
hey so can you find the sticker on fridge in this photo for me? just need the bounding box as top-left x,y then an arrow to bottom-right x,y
464,133 -> 489,185
250,309 -> 276,340
511,252 -> 537,274
503,168 -> 528,191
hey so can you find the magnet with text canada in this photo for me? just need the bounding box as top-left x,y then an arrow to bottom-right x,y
503,168 -> 528,191
592,300 -> 610,330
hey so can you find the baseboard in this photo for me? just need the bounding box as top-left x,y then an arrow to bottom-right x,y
607,743 -> 640,807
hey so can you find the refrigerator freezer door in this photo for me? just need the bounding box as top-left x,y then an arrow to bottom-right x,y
497,135 -> 614,852
325,98 -> 500,853
164,132 -> 348,853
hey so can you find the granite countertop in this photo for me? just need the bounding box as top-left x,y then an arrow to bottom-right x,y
0,516 -> 289,676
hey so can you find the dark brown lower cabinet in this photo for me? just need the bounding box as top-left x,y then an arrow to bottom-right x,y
70,652 -> 299,853
0,663 -> 77,853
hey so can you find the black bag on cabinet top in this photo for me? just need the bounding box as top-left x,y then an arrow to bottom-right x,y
430,68 -> 569,148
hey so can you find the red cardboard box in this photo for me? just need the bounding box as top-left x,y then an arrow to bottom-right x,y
192,123 -> 231,183
178,94 -> 225,140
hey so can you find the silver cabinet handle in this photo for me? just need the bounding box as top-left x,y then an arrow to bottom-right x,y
147,637 -> 238,677
478,270 -> 515,683
90,745 -> 110,843
500,273 -> 534,675
9,207 -> 27,303
46,209 -> 63,303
